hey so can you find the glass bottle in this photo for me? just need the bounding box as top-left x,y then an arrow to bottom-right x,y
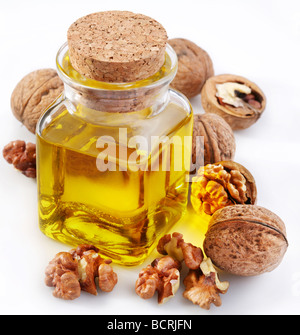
36,42 -> 193,266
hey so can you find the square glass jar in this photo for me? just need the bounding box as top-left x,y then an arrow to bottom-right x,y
36,43 -> 193,266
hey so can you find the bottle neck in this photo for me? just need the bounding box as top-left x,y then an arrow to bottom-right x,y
63,79 -> 171,123
56,42 -> 177,123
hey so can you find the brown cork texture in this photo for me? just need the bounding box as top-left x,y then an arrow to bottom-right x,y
67,11 -> 168,83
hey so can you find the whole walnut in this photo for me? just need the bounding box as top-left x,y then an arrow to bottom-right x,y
168,38 -> 214,98
192,113 -> 236,168
11,69 -> 64,134
204,205 -> 288,276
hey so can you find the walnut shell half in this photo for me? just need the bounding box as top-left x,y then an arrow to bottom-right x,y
203,205 -> 288,276
192,113 -> 236,168
169,38 -> 214,98
11,69 -> 64,134
201,74 -> 266,130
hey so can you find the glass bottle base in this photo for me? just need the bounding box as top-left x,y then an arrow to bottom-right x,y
39,199 -> 187,266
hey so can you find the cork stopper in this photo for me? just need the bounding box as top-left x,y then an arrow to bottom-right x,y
67,11 -> 168,83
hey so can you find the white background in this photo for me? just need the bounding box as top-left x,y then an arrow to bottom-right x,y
0,0 -> 300,316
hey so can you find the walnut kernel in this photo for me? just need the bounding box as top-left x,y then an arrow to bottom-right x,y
183,258 -> 229,310
98,264 -> 118,292
135,256 -> 181,304
201,74 -> 266,130
45,245 -> 118,300
45,252 -> 80,300
52,272 -> 81,301
3,140 -> 36,178
191,161 -> 257,216
157,232 -> 204,270
77,250 -> 103,295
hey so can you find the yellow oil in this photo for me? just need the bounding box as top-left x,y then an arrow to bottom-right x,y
37,103 -> 193,266
59,51 -> 173,90
146,202 -> 211,264
37,47 -> 193,266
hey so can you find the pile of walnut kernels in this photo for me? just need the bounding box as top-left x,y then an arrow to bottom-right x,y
3,36 -> 288,310
45,233 -> 229,310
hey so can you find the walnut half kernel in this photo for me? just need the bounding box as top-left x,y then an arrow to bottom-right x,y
135,256 -> 181,304
135,232 -> 204,305
157,232 -> 204,270
136,232 -> 229,310
191,161 -> 257,216
45,244 -> 118,300
3,140 -> 36,178
183,258 -> 229,310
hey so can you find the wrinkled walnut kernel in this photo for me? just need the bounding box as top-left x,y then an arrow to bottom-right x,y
183,258 -> 229,310
77,250 -> 103,295
70,244 -> 101,258
135,256 -> 181,304
45,252 -> 80,300
135,265 -> 160,300
191,161 -> 257,216
3,140 -> 36,178
157,232 -> 184,261
53,272 -> 81,301
98,264 -> 118,292
45,245 -> 118,300
157,232 -> 203,270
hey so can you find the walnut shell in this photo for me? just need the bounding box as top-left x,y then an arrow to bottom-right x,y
192,113 -> 236,168
201,74 -> 266,130
11,69 -> 64,134
203,205 -> 288,276
168,38 -> 214,98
